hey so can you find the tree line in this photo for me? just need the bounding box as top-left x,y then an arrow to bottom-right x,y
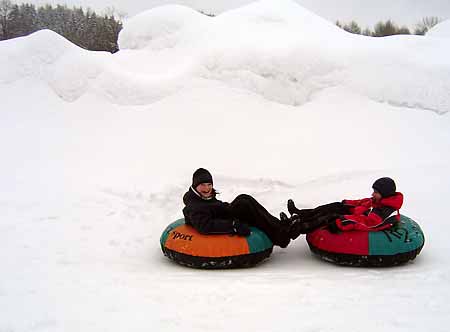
0,0 -> 123,52
336,17 -> 441,37
199,11 -> 442,37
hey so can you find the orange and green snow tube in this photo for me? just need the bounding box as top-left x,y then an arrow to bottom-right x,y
160,219 -> 273,269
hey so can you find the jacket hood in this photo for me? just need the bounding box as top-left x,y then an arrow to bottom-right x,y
379,192 -> 403,210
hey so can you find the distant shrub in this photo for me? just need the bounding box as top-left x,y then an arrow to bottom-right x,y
373,20 -> 411,36
336,17 -> 441,37
199,10 -> 215,17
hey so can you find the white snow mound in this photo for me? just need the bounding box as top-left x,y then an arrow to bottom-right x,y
118,5 -> 208,50
0,29 -> 181,104
0,29 -> 106,101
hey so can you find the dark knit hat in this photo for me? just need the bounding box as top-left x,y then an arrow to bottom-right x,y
372,177 -> 396,198
192,168 -> 213,188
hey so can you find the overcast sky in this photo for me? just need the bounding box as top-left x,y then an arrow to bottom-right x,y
23,0 -> 450,28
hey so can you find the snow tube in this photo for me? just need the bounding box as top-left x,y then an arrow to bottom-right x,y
306,215 -> 425,267
160,219 -> 273,269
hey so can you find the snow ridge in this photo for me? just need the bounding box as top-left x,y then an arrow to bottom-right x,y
1,0 -> 449,114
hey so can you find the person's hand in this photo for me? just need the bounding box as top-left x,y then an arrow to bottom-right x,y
233,221 -> 251,236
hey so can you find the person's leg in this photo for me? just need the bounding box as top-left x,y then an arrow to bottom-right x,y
289,213 -> 337,240
308,202 -> 349,218
287,202 -> 348,240
288,200 -> 349,218
230,194 -> 290,248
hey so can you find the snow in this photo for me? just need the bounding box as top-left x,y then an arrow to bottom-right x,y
117,5 -> 209,50
427,19 -> 450,38
1,0 -> 450,331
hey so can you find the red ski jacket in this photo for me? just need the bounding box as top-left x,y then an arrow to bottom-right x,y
336,192 -> 404,231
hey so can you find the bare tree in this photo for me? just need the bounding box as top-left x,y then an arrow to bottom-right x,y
414,16 -> 441,35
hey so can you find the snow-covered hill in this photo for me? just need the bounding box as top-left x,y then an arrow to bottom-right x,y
1,1 -> 450,331
2,1 -> 450,112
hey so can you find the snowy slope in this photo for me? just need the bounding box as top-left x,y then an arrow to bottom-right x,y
1,1 -> 450,331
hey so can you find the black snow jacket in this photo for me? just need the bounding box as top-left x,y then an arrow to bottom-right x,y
182,187 -> 235,234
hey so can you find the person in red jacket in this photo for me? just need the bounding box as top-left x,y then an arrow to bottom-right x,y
284,177 -> 403,239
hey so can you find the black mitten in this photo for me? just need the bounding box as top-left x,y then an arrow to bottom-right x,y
279,212 -> 291,226
327,220 -> 340,234
233,221 -> 251,236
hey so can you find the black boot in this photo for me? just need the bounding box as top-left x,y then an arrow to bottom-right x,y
287,199 -> 301,216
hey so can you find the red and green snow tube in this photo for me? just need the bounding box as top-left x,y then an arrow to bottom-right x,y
306,215 -> 425,267
160,219 -> 273,269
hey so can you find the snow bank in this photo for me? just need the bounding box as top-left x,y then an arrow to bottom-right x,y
0,29 -> 105,102
427,19 -> 450,38
118,0 -> 450,113
0,29 -> 182,104
1,0 -> 450,113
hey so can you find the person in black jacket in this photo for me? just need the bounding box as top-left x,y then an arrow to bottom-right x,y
182,168 -> 293,248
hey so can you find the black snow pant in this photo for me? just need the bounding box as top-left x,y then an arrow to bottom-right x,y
229,194 -> 289,247
292,202 -> 351,234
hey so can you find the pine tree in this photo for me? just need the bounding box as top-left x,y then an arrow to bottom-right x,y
373,20 -> 396,37
19,3 -> 38,35
0,0 -> 13,39
4,3 -> 19,38
343,21 -> 362,34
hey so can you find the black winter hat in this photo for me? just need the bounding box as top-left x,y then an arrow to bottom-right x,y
372,177 -> 396,198
192,168 -> 213,188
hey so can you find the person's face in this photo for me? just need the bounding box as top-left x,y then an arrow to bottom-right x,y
372,190 -> 382,202
196,183 -> 213,198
